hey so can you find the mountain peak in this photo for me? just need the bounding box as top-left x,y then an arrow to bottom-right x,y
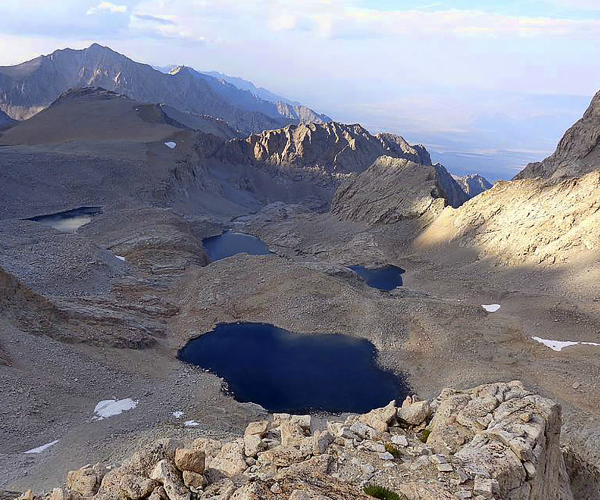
169,65 -> 194,76
514,88 -> 600,180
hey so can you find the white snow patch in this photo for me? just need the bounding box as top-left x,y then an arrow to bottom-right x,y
24,439 -> 59,454
115,255 -> 126,261
165,142 -> 177,149
482,304 -> 501,313
93,398 -> 138,420
172,411 -> 184,419
184,420 -> 200,427
532,336 -> 600,352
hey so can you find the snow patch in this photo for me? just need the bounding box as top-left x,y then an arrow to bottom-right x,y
115,255 -> 126,261
24,439 -> 59,454
165,142 -> 177,149
93,398 -> 138,420
482,304 -> 501,313
172,411 -> 184,419
184,420 -> 200,427
532,336 -> 600,352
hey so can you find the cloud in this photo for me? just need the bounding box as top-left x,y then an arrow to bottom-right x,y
132,14 -> 175,26
540,0 -> 600,10
128,0 -> 600,42
87,2 -> 128,15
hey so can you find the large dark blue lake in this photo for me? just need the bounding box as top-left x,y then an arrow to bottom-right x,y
178,322 -> 408,414
349,265 -> 405,291
26,206 -> 102,233
203,231 -> 271,261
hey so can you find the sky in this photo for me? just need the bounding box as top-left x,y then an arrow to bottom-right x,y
0,0 -> 599,179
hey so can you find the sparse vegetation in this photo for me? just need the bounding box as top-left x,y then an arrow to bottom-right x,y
419,428 -> 431,443
384,442 -> 402,458
363,485 -> 405,500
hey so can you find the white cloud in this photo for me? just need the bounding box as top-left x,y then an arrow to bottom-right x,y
541,0 -> 600,10
129,0 -> 600,42
87,2 -> 128,15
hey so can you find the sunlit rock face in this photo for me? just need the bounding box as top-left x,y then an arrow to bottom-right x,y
331,156 -> 467,226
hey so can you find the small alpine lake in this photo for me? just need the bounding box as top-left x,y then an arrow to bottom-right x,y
348,265 -> 405,291
26,206 -> 102,233
202,231 -> 271,261
178,322 -> 408,414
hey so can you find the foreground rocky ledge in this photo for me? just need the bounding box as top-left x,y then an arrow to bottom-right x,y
15,382 -> 573,500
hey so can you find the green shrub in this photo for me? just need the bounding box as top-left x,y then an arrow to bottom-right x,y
384,442 -> 402,459
363,485 -> 405,500
419,428 -> 431,443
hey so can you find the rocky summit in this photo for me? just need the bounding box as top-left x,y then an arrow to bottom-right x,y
12,382 -> 574,500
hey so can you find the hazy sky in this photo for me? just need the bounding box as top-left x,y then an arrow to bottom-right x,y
1,0 -> 599,178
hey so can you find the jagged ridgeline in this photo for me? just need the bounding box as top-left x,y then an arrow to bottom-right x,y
0,43 -> 329,134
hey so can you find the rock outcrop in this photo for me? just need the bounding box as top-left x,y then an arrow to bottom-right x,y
213,122 -> 433,174
453,174 -> 493,198
515,89 -> 600,180
331,156 -> 468,225
417,171 -> 600,265
15,382 -> 573,500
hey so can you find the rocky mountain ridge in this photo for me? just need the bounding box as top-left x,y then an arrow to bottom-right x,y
201,70 -> 301,106
12,381 -> 573,500
515,90 -> 600,180
0,44 -> 326,134
170,66 -> 330,126
417,170 -> 600,265
331,156 -> 469,225
212,122 -> 433,174
452,174 -> 493,198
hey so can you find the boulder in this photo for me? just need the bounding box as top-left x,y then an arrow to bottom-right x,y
280,421 -> 307,448
358,401 -> 397,433
244,420 -> 269,437
119,474 -> 157,500
258,445 -> 305,467
148,486 -> 167,500
397,400 -> 430,426
181,471 -> 206,491
149,460 -> 190,500
67,466 -> 100,497
123,439 -> 179,477
174,448 -> 205,474
208,440 -> 247,477
244,434 -> 265,458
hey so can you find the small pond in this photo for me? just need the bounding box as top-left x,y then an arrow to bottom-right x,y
349,265 -> 405,291
26,206 -> 102,233
203,231 -> 271,261
178,322 -> 408,414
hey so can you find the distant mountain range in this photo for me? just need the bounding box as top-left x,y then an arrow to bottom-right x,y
0,44 -> 329,135
168,65 -> 330,127
154,66 -> 301,106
